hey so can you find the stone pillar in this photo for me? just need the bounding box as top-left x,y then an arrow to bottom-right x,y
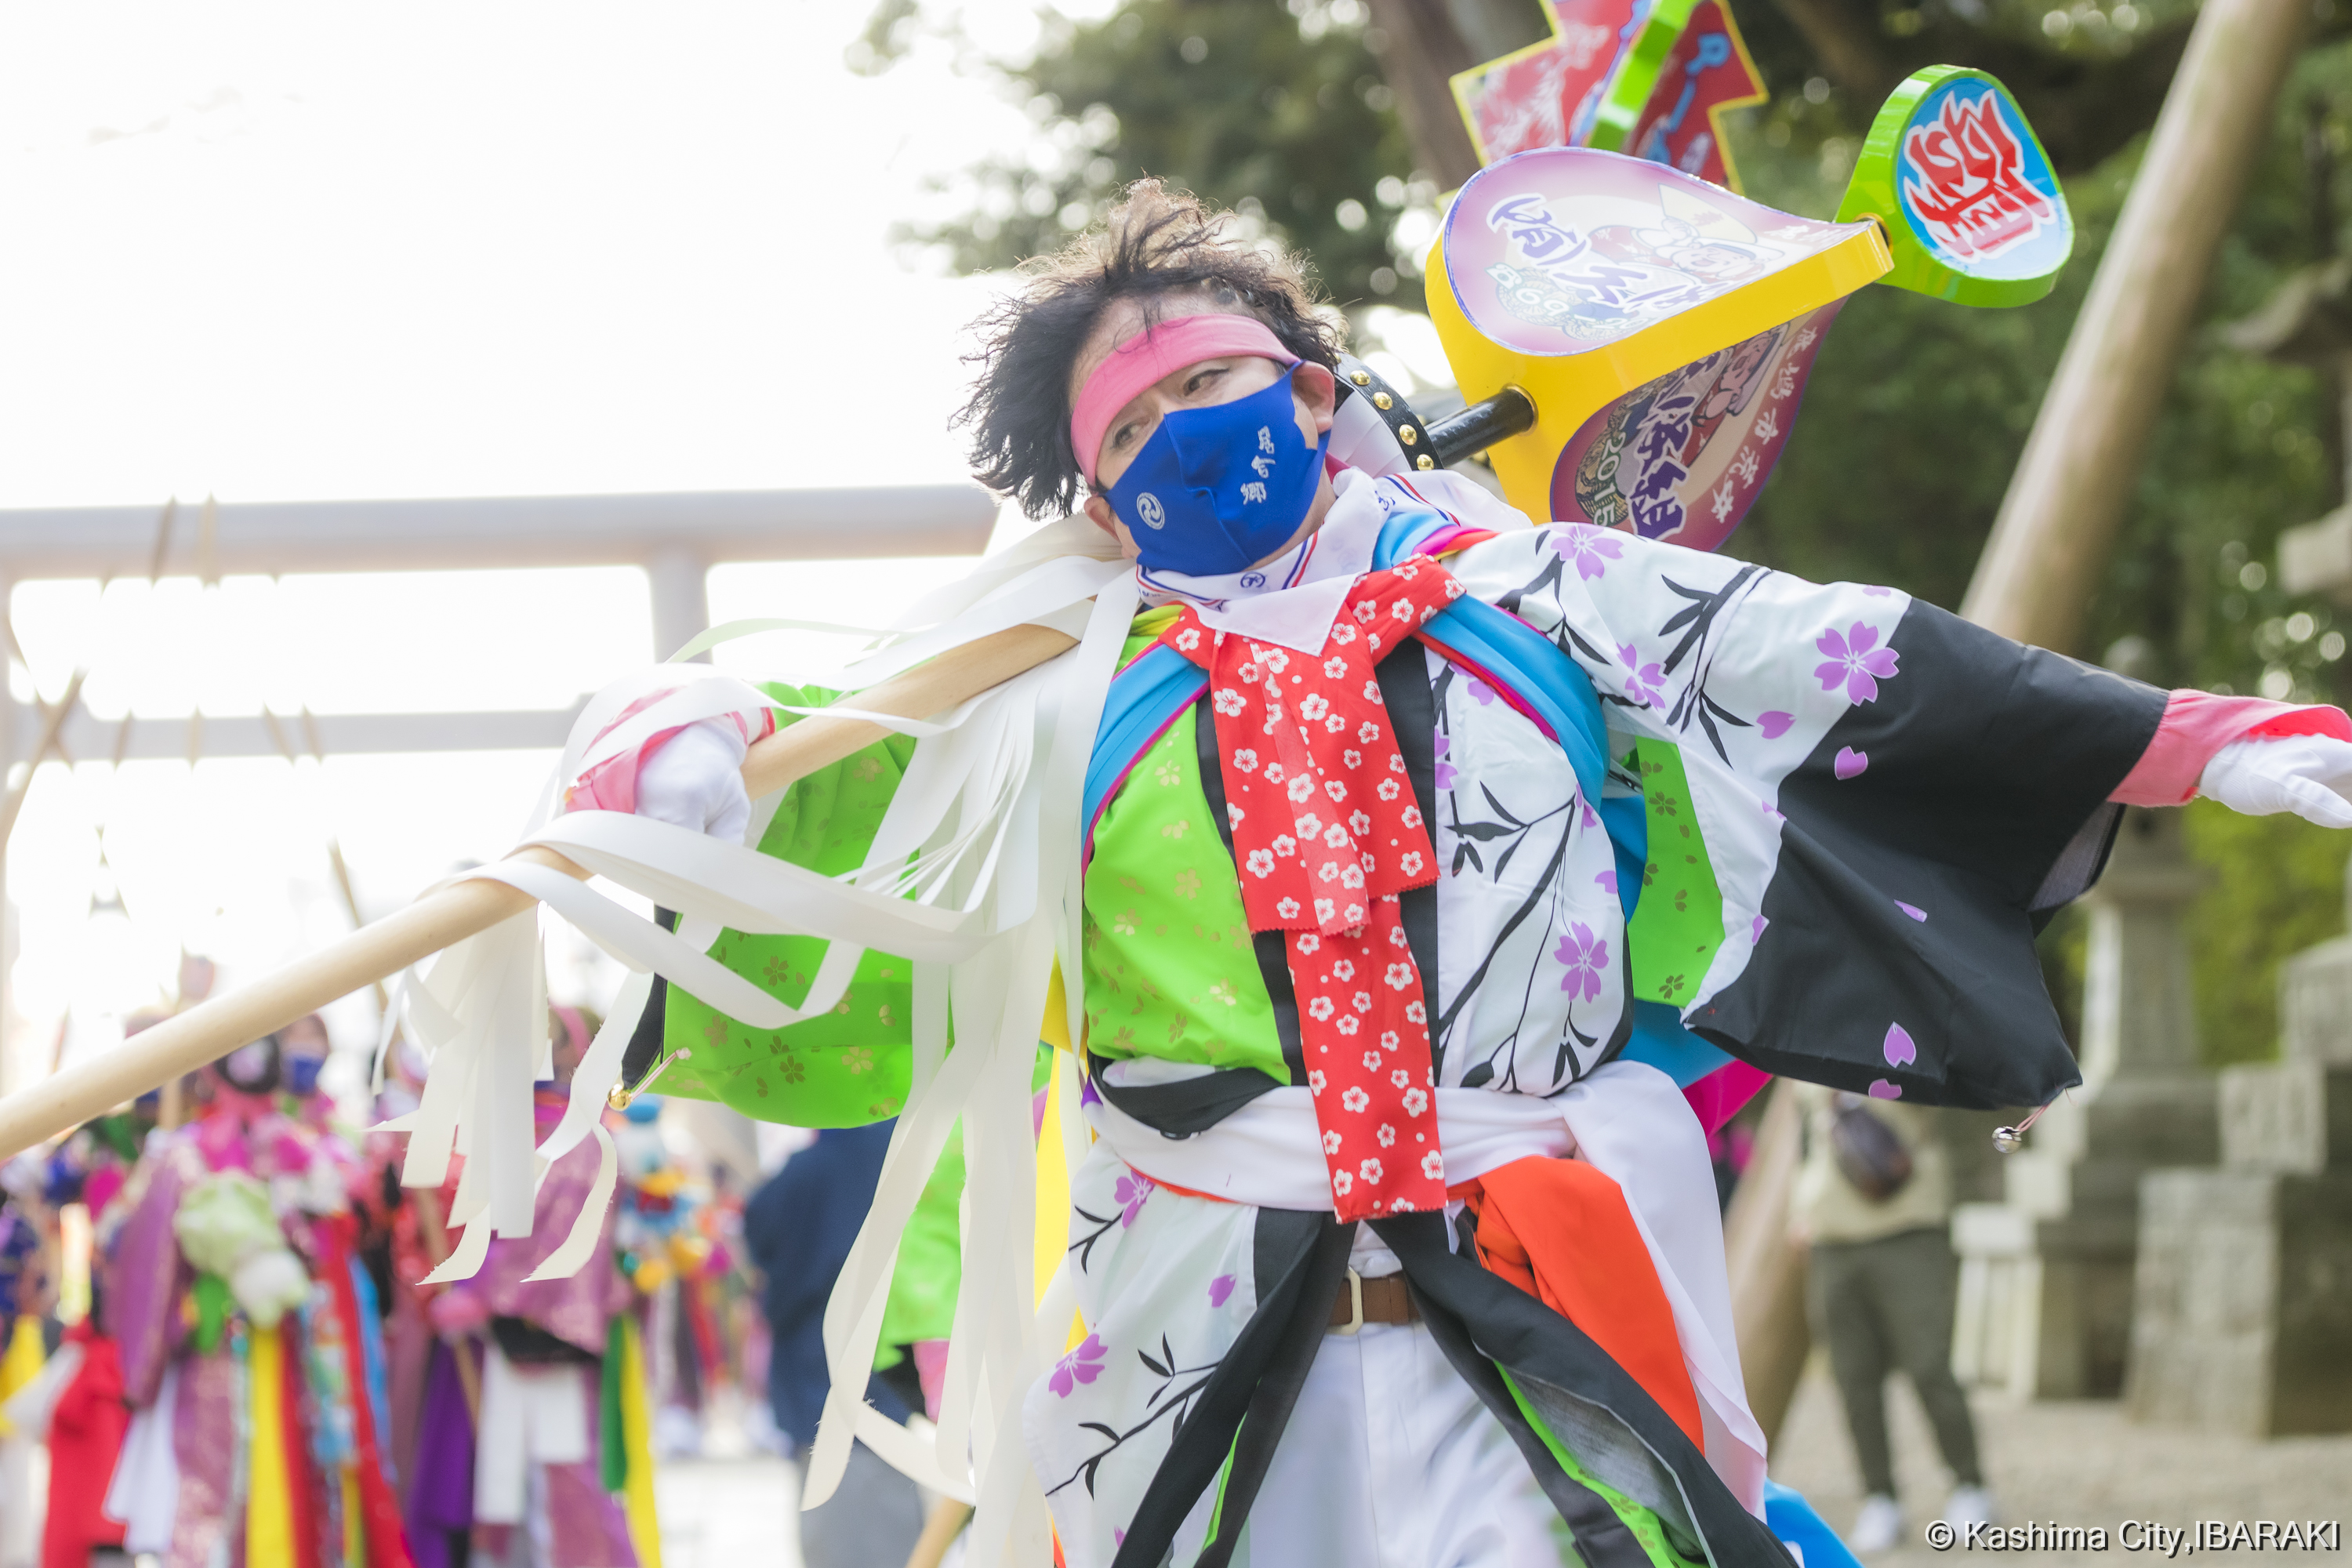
2126,871 -> 2352,1435
1950,804 -> 2220,1399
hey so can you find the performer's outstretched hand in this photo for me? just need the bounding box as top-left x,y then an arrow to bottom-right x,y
631,717 -> 754,844
2198,733 -> 2352,828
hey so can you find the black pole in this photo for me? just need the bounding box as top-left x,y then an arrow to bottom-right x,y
1426,386 -> 1536,469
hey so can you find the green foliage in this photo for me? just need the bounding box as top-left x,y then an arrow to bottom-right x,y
2038,804 -> 2351,1070
1733,46 -> 2352,1062
1731,42 -> 2352,693
897,1 -> 1428,311
2183,800 -> 2350,1065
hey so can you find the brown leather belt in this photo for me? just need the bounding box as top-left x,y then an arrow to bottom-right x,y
1327,1268 -> 1418,1334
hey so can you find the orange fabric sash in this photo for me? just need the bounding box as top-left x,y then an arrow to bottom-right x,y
1457,1154 -> 1703,1451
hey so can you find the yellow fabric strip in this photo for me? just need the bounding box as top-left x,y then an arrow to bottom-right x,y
1034,1057 -> 1067,1312
245,1324 -> 295,1568
344,1467 -> 365,1568
1034,1006 -> 1087,1352
0,1316 -> 45,1435
616,1315 -> 663,1568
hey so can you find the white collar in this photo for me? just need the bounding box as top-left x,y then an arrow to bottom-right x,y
1134,470 -> 1388,655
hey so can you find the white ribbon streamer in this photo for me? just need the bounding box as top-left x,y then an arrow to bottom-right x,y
387,543 -> 1133,1568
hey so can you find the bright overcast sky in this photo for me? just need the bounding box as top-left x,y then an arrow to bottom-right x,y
0,0 -> 1149,1091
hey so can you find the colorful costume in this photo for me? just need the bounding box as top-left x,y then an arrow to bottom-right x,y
365,132 -> 2352,1557
710,460 -> 2326,1567
102,1064 -> 412,1568
398,1091 -> 648,1568
372,420 -> 2352,1568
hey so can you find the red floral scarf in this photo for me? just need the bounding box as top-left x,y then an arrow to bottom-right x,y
1161,557 -> 1468,1219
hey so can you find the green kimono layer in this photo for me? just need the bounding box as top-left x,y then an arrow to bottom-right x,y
655,629 -> 1291,1127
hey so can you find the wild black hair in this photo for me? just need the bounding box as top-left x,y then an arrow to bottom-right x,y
955,180 -> 1345,519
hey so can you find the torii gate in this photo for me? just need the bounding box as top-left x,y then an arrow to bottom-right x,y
0,482 -> 996,1094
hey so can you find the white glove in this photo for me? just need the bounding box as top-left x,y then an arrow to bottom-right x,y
633,717 -> 753,844
2196,734 -> 2352,829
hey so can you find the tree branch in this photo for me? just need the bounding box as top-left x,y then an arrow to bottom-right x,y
1766,0 -> 1902,105
1361,0 -> 1486,188
1924,18 -> 2195,172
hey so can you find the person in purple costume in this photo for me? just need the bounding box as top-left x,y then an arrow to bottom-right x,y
408,1021 -> 641,1568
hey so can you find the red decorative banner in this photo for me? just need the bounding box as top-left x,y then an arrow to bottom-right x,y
1623,0 -> 1768,193
1452,1 -> 1638,165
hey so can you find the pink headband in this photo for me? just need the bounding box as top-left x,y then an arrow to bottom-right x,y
1070,313 -> 1293,484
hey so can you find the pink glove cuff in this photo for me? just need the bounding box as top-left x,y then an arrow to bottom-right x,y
565,697 -> 775,815
2110,690 -> 2352,807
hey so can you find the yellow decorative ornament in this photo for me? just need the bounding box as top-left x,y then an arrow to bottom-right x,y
1427,147 -> 1889,537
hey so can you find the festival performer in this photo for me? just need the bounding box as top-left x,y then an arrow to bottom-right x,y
609,1092 -> 731,1459
0,1162 -> 57,1568
101,1025 -> 411,1568
408,181 -> 2352,1568
403,1006 -> 654,1568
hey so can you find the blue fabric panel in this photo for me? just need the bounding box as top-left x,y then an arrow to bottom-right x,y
1370,506 -> 1457,569
1375,505 -> 1642,907
1764,1481 -> 1866,1568
1084,642 -> 1208,838
1596,794 -> 1648,922
1618,1000 -> 1734,1087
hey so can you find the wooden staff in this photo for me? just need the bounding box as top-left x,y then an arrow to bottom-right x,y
902,1498 -> 973,1568
0,622 -> 1079,1162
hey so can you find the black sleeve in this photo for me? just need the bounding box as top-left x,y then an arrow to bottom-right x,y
1696,601 -> 2167,1110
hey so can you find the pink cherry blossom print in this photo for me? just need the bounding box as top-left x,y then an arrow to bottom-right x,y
1882,1022 -> 1917,1069
1894,902 -> 1926,922
1861,585 -> 1893,597
1209,1274 -> 1236,1308
1867,1079 -> 1902,1100
1616,644 -> 1667,707
1751,915 -> 1769,943
1550,524 -> 1624,581
1554,924 -> 1610,1003
1813,622 -> 1900,704
1113,1169 -> 1157,1226
1433,730 -> 1457,791
1050,1334 -> 1108,1396
1595,869 -> 1619,896
1834,746 -> 1868,780
1758,711 -> 1794,739
1465,676 -> 1497,706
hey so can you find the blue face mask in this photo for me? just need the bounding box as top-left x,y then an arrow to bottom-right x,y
285,1054 -> 323,1098
1105,368 -> 1330,578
